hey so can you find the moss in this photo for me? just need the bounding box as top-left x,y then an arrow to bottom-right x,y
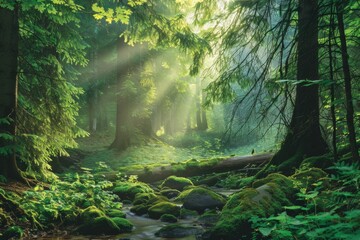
79,206 -> 105,224
207,179 -> 293,239
77,216 -> 121,235
160,213 -> 178,223
0,226 -> 23,240
106,209 -> 126,218
148,202 -> 181,219
133,192 -> 157,205
160,176 -> 193,191
112,182 -> 153,201
300,155 -> 333,169
130,204 -> 148,216
252,173 -> 294,194
176,187 -> 226,212
111,217 -> 133,232
291,167 -> 328,189
236,176 -> 255,189
197,211 -> 220,226
180,208 -> 199,219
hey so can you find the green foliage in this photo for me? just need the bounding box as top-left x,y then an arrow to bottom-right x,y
251,162 -> 360,239
0,226 -> 24,240
1,0 -> 90,179
112,181 -> 154,201
18,172 -> 121,228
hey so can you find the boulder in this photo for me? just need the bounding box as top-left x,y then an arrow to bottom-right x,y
79,206 -> 105,224
106,209 -> 126,219
111,217 -> 133,232
148,202 -> 180,219
177,187 -> 226,212
160,213 -> 178,223
77,216 -> 121,235
160,176 -> 193,191
205,174 -> 294,239
160,188 -> 181,199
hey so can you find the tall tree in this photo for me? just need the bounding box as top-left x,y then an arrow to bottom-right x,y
0,4 -> 23,180
270,0 -> 328,172
335,0 -> 359,162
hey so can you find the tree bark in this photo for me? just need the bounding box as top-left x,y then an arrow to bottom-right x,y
336,2 -> 359,162
0,5 -> 23,180
266,0 -> 328,174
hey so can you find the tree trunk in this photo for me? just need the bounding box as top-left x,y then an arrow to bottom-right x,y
328,5 -> 338,160
266,0 -> 327,174
0,5 -> 23,181
336,2 -> 359,162
110,38 -> 131,150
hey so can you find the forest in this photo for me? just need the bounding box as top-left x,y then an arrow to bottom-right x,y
0,0 -> 359,239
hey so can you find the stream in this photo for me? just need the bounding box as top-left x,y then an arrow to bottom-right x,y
34,188 -> 237,240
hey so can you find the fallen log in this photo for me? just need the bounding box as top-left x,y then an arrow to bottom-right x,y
126,153 -> 273,182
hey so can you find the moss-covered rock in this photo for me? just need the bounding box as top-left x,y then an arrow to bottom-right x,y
160,176 -> 193,191
292,167 -> 328,189
148,202 -> 180,219
0,226 -> 23,240
77,216 -> 121,235
130,204 -> 149,216
206,174 -> 294,239
180,208 -> 199,219
197,210 -> 220,227
106,209 -> 126,218
160,213 -> 178,223
111,217 -> 133,232
133,192 -> 164,206
155,224 -> 203,238
112,182 -> 154,201
160,188 -> 181,199
176,187 -> 226,212
79,206 -> 105,224
252,173 -> 294,194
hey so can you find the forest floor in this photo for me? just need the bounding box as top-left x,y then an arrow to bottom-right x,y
1,131 -> 359,240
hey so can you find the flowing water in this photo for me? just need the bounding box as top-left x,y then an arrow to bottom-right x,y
34,188 -> 237,240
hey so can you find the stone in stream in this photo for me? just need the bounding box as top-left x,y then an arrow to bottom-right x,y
160,176 -> 194,191
176,187 -> 226,212
148,202 -> 181,219
155,224 -> 203,238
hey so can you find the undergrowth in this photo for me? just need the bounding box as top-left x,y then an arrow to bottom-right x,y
251,162 -> 360,239
0,170 -> 122,235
